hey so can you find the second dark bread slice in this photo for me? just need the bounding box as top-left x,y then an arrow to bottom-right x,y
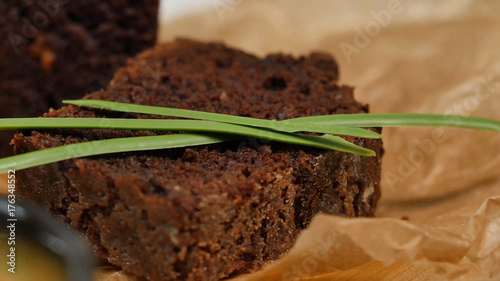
14,39 -> 383,281
0,0 -> 159,156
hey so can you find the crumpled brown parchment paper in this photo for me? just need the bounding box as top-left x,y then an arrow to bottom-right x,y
160,1 -> 500,280
3,0 -> 500,280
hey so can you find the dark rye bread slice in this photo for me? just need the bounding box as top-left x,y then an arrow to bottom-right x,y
0,0 -> 159,156
13,39 -> 383,281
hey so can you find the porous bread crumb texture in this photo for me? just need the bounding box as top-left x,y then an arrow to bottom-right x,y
0,0 -> 159,156
14,39 -> 383,281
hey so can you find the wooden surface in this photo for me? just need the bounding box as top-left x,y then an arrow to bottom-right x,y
0,173 -> 6,194
94,261 -> 434,281
297,261 -> 433,281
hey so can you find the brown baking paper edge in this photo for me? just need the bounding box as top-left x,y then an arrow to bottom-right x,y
158,1 -> 500,279
2,0 -> 500,280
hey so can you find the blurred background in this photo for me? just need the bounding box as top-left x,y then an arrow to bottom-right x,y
160,0 -> 213,23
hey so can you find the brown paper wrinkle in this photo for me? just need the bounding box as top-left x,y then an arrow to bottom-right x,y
99,0 -> 500,279
157,1 -> 500,279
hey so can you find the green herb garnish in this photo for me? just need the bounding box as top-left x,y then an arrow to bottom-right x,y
0,99 -> 498,173
288,113 -> 500,131
0,134 -> 235,172
63,99 -> 382,138
0,117 -> 375,174
64,100 -> 500,132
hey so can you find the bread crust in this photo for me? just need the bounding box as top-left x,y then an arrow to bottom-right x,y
14,39 -> 383,281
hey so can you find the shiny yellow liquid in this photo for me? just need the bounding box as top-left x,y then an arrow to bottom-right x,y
0,235 -> 66,281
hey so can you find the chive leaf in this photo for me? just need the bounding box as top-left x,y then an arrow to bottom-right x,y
0,131 -> 374,173
0,117 -> 373,155
2,100 -> 498,172
287,113 -> 500,132
63,99 -> 382,139
0,134 -> 234,173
